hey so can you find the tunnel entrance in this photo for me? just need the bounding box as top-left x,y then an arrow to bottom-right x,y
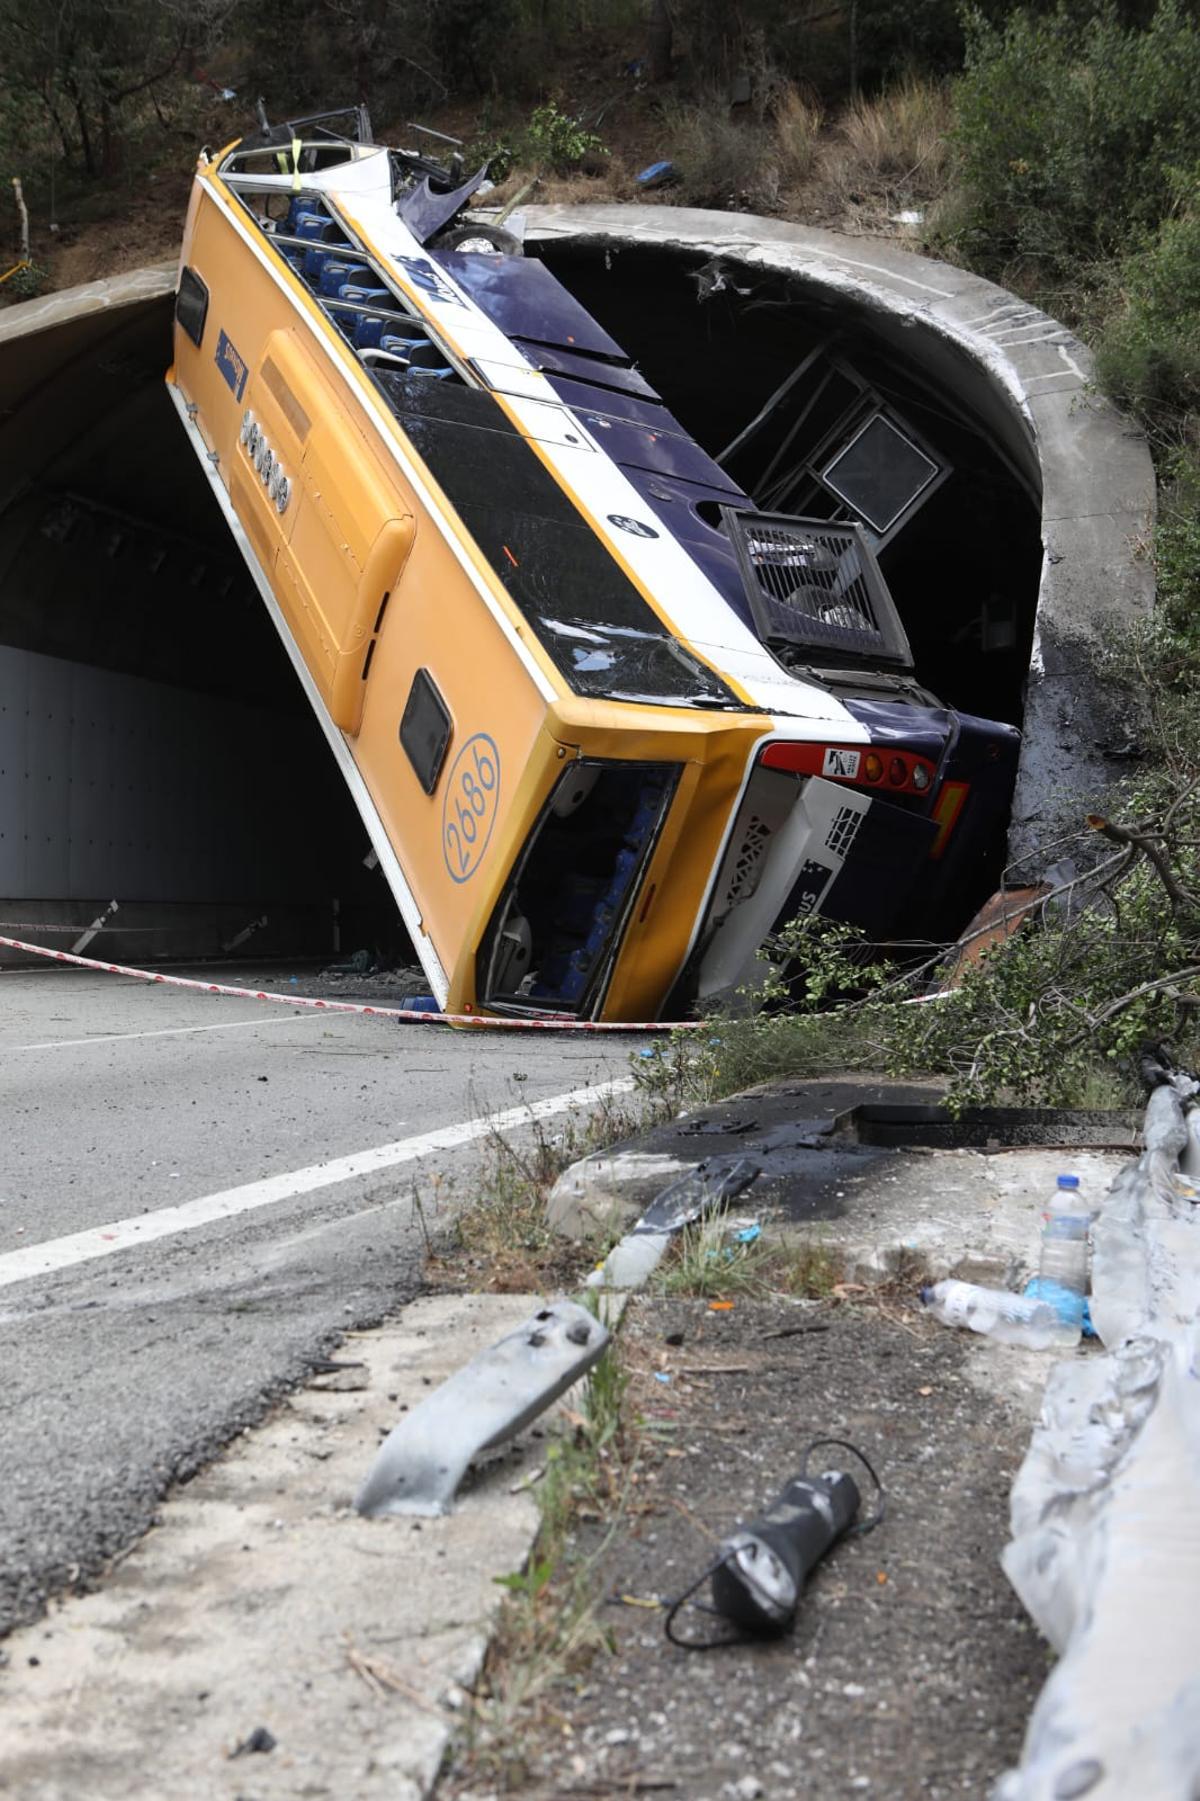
0,230 -> 1042,969
532,240 -> 1042,730
0,288 -> 400,965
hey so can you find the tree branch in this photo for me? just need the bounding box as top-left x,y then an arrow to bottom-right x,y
1087,813 -> 1200,914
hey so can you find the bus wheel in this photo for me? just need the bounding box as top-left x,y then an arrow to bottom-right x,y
434,222 -> 522,256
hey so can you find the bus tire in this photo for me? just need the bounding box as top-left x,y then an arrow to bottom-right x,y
434,222 -> 522,257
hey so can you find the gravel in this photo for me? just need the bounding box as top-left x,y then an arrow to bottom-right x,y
461,1293 -> 1049,1801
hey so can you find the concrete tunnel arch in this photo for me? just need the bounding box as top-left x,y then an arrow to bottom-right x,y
0,210 -> 1155,967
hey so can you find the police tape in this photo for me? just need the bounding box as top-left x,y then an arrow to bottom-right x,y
0,933 -> 701,1033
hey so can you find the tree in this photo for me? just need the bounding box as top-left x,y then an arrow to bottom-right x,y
0,0 -> 234,176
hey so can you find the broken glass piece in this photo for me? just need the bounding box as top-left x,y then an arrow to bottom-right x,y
587,1156 -> 760,1291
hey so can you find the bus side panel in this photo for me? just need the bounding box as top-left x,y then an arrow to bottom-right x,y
350,492 -> 558,1008
171,181 -> 557,1004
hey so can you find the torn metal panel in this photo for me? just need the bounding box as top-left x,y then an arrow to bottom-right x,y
427,247 -> 628,359
353,1299 -> 609,1517
395,166 -> 491,245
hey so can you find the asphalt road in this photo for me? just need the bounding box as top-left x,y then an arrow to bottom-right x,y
0,965 -> 635,1636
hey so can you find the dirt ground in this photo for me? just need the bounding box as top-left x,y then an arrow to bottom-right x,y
4,39 -> 919,305
448,1292 -> 1046,1801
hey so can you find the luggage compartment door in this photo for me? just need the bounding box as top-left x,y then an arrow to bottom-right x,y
246,330 -> 416,732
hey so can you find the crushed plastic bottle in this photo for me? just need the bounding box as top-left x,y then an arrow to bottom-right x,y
919,1279 -> 1077,1351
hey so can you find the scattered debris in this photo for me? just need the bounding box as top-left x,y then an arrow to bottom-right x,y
328,947 -> 378,975
691,256 -> 752,300
919,1278 -> 1075,1351
228,1725 -> 276,1757
761,1319 -> 830,1341
353,1299 -> 609,1517
307,1364 -> 369,1392
343,1634 -> 440,1711
70,897 -> 119,956
939,885 -> 1051,988
636,160 -> 680,189
586,1157 -> 760,1292
664,1441 -> 883,1647
219,911 -> 266,954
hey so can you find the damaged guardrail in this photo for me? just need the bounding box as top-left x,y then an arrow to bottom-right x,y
997,1064 -> 1200,1801
355,1159 -> 759,1517
354,1299 -> 609,1517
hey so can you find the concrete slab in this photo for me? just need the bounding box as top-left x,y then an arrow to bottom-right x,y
0,263 -> 175,347
546,1077 -> 945,1242
546,1078 -> 1132,1286
0,1294 -> 561,1801
807,1142 -> 1128,1286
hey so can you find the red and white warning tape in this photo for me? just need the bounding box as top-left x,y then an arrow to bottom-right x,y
0,934 -> 700,1033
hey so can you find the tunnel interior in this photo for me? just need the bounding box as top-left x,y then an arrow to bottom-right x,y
533,240 -> 1043,729
0,233 -> 1042,966
0,294 -> 397,964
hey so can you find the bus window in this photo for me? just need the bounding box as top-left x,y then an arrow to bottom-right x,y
480,760 -> 680,1014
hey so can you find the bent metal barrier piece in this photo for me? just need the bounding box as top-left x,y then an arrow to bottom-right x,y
997,1074 -> 1200,1800
586,1155 -> 761,1291
354,1299 -> 609,1518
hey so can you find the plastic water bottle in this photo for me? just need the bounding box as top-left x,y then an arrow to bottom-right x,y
918,1279 -> 1070,1351
1029,1173 -> 1089,1345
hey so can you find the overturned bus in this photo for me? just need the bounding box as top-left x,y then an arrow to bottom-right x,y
167,107 -> 1019,1023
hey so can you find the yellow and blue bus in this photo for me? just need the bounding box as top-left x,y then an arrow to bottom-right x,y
167,108 -> 1018,1022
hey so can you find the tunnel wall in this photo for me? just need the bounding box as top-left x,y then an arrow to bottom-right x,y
0,643 -> 342,903
526,206 -> 1157,867
0,268 -> 380,964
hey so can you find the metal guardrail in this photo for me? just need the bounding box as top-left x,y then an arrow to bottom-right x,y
997,1069 -> 1200,1800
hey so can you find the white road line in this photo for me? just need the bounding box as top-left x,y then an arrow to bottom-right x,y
0,1076 -> 635,1290
9,1014 -> 319,1052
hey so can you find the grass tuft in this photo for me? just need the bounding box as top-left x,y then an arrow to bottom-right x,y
656,1217 -> 845,1302
439,1081 -> 673,1293
841,74 -> 952,186
452,1307 -> 635,1789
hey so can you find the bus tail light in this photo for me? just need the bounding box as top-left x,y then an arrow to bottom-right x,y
759,741 -> 938,798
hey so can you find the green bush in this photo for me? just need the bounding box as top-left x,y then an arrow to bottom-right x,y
522,103 -> 605,174
1096,190 -> 1200,430
949,1 -> 1200,280
1,261 -> 49,301
466,101 -> 605,182
648,837 -> 1200,1114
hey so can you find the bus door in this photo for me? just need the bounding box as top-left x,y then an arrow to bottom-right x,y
236,327 -> 415,733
